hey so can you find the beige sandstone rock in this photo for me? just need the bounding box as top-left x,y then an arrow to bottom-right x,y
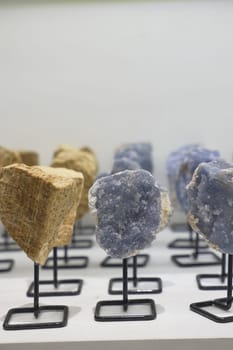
0,146 -> 21,167
19,150 -> 39,166
0,164 -> 84,265
52,145 -> 98,219
158,190 -> 173,231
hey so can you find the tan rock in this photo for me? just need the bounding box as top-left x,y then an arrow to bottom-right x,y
19,150 -> 39,166
0,164 -> 84,265
52,146 -> 98,219
158,189 -> 173,231
0,146 -> 21,167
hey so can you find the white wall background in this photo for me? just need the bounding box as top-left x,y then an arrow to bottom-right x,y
0,0 -> 232,186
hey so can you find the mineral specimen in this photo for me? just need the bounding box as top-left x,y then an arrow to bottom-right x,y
18,150 -> 39,166
52,145 -> 98,220
176,146 -> 220,213
0,146 -> 21,167
0,164 -> 84,265
166,144 -> 201,209
111,157 -> 141,174
187,159 -> 233,254
114,142 -> 153,173
158,187 -> 173,231
89,169 -> 161,259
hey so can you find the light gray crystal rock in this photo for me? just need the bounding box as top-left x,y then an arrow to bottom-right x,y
187,159 -> 233,254
166,144 -> 201,209
111,157 -> 141,174
114,142 -> 153,173
176,146 -> 220,213
89,170 -> 161,259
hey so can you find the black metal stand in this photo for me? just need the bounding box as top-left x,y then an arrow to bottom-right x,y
190,254 -> 233,323
95,258 -> 156,322
170,222 -> 189,232
42,245 -> 89,270
69,235 -> 93,250
171,232 -> 221,267
73,220 -> 95,236
0,231 -> 21,252
196,253 -> 233,290
168,225 -> 208,249
0,259 -> 14,272
108,255 -> 162,294
27,248 -> 83,297
101,254 -> 149,268
3,263 -> 69,330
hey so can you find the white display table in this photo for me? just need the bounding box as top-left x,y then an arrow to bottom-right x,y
0,228 -> 232,350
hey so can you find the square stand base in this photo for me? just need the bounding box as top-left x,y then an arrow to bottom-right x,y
95,299 -> 156,322
75,225 -> 95,236
196,274 -> 232,290
27,279 -> 83,297
168,238 -> 208,250
170,223 -> 188,232
108,277 -> 162,294
190,299 -> 233,323
0,259 -> 14,272
0,242 -> 21,252
171,251 -> 221,267
101,254 -> 149,268
68,239 -> 93,249
42,256 -> 89,270
3,305 -> 69,330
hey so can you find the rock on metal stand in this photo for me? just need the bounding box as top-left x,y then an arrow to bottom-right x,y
190,254 -> 233,323
95,258 -> 156,322
108,255 -> 162,295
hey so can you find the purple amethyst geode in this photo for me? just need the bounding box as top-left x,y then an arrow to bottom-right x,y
114,142 -> 153,174
88,169 -> 161,258
187,159 -> 233,254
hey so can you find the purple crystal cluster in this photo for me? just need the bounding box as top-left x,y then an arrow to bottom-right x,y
89,170 -> 161,259
167,144 -> 220,213
187,159 -> 233,254
113,142 -> 153,174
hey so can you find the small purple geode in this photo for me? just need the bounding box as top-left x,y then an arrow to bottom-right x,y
89,169 -> 161,259
187,159 -> 233,254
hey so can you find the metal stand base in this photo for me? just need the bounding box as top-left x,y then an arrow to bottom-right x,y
3,305 -> 69,330
0,259 -> 14,272
190,299 -> 233,323
190,254 -> 233,323
101,254 -> 149,268
27,279 -> 83,297
69,239 -> 93,249
95,299 -> 156,322
171,251 -> 221,267
108,277 -> 162,295
196,253 -> 232,290
0,231 -> 20,252
168,238 -> 208,250
170,223 -> 188,232
196,274 -> 231,290
73,222 -> 95,236
42,256 -> 88,269
3,262 -> 69,330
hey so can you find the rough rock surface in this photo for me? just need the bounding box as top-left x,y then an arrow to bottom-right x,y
158,188 -> 173,231
166,144 -> 200,209
187,159 -> 233,254
0,164 -> 84,265
111,157 -> 141,174
19,150 -> 39,166
52,146 -> 98,219
114,142 -> 153,173
0,146 -> 21,167
89,169 -> 161,259
176,146 -> 220,213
